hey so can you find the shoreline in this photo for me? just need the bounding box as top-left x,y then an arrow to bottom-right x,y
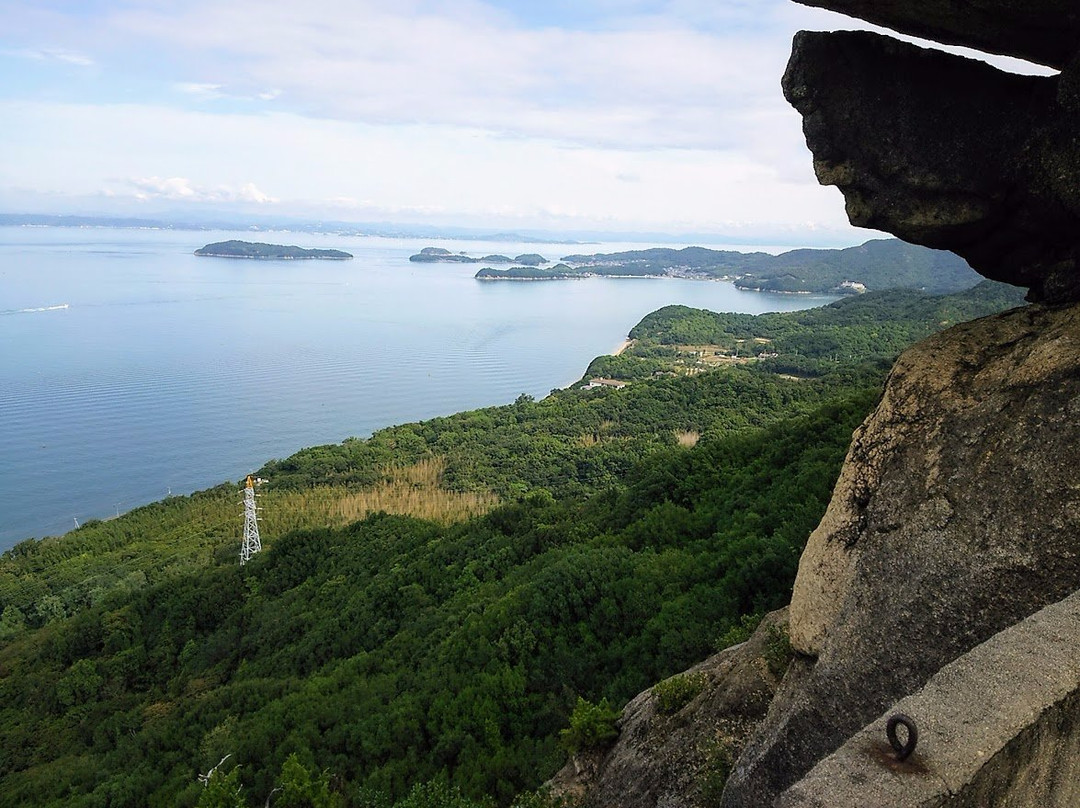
613,338 -> 634,356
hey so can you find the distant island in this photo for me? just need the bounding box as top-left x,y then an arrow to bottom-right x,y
194,240 -> 353,260
473,238 -> 981,295
475,264 -> 578,280
410,247 -> 546,265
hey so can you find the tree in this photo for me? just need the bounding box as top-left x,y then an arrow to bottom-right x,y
0,604 -> 26,639
558,697 -> 620,757
197,766 -> 247,808
276,753 -> 341,808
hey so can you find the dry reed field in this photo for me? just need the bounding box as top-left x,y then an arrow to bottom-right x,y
255,457 -> 500,540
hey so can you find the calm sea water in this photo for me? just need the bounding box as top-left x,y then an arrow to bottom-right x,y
0,227 -> 836,549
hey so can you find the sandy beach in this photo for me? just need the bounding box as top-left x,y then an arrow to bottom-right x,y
613,338 -> 634,355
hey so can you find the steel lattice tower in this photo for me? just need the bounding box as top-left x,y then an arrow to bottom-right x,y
240,475 -> 262,565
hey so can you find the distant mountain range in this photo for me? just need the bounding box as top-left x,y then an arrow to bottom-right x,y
0,212 -> 871,247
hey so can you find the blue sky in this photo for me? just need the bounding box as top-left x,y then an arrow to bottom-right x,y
0,0 -> 1050,240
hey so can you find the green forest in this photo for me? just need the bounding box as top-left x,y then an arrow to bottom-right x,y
585,281 -> 1023,381
0,282 -> 1025,807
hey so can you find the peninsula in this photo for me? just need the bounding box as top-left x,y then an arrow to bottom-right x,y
473,238 -> 981,295
194,240 -> 353,260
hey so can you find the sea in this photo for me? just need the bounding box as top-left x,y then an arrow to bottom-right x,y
0,226 -> 838,550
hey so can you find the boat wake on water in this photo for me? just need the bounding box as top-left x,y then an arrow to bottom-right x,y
2,303 -> 70,315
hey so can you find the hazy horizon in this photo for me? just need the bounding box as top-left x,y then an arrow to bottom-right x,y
0,209 -> 884,249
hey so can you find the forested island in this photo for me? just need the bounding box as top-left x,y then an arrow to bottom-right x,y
475,263 -> 577,280
194,240 -> 353,260
0,281 -> 1025,807
474,238 -> 979,294
410,247 -> 546,265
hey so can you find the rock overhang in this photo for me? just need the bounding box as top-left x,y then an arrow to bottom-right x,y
784,2 -> 1080,303
792,0 -> 1080,70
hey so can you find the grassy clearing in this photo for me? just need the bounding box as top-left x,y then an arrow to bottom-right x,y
0,458 -> 498,619
200,457 -> 500,538
674,430 -> 701,448
273,458 -> 499,529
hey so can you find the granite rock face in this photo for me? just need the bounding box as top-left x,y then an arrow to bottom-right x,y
783,31 -> 1080,303
792,0 -> 1080,69
720,302 -> 1080,806
716,2 -> 1080,804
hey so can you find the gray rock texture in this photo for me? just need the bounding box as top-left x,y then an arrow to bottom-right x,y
791,0 -> 1080,69
547,609 -> 790,808
783,30 -> 1080,303
720,302 -> 1080,806
776,588 -> 1080,808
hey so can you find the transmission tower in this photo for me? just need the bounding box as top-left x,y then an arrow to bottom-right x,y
240,475 -> 262,565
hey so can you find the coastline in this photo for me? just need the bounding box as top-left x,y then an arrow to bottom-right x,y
474,271 -> 858,297
3,228 -> 846,549
556,337 -> 633,391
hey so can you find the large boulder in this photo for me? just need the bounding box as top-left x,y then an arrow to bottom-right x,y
783,30 -> 1080,303
720,301 -> 1080,806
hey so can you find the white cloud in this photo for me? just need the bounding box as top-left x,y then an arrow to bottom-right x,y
0,99 -> 857,234
0,0 -> 895,239
34,0 -> 801,151
123,176 -> 278,204
174,81 -> 283,102
174,82 -> 224,98
2,46 -> 94,66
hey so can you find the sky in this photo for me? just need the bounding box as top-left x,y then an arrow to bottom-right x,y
0,0 -> 1054,242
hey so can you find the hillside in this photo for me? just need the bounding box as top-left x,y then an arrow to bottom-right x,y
703,0 -> 1080,803
586,280 -> 1021,383
553,238 -> 979,294
0,284 -> 1025,807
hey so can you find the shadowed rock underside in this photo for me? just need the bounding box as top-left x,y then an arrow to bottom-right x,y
783,2 -> 1080,303
792,0 -> 1080,69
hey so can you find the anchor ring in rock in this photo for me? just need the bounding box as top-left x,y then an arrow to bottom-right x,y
886,714 -> 918,761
